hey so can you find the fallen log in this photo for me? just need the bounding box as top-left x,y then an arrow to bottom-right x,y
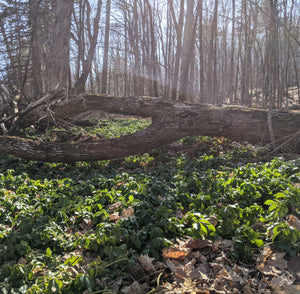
0,94 -> 299,162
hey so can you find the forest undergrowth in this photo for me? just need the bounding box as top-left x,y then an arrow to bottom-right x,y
0,118 -> 300,293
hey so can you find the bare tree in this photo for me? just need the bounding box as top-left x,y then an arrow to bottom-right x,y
46,0 -> 74,91
101,0 -> 111,94
74,0 -> 102,94
169,0 -> 184,100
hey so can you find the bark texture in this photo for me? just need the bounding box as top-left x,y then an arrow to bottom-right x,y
1,95 -> 300,162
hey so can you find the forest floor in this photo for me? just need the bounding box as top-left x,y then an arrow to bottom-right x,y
0,118 -> 299,293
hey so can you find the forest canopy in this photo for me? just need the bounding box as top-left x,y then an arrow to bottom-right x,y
0,0 -> 299,106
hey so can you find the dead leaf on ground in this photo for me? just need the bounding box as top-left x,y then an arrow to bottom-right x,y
286,214 -> 300,231
183,239 -> 212,250
138,254 -> 156,273
79,219 -> 93,231
163,247 -> 190,260
121,281 -> 149,294
121,207 -> 134,218
174,209 -> 183,219
110,211 -> 119,222
270,273 -> 296,290
207,215 -> 218,227
287,256 -> 300,277
273,284 -> 300,294
108,201 -> 122,213
267,252 -> 288,270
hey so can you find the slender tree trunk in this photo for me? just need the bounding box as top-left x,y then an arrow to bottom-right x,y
169,0 -> 184,101
198,0 -> 204,103
178,0 -> 202,102
75,0 -> 102,94
47,0 -> 74,91
178,0 -> 194,101
146,0 -> 159,97
206,0 -> 219,104
229,0 -> 236,104
29,0 -> 43,98
101,0 -> 111,94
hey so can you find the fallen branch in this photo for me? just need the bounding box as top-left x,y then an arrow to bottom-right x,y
0,95 -> 299,162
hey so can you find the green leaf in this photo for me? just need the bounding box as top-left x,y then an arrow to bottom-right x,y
46,247 -> 52,257
54,278 -> 63,289
64,255 -> 82,266
130,235 -> 141,249
252,239 -> 264,247
264,199 -> 275,205
274,192 -> 286,199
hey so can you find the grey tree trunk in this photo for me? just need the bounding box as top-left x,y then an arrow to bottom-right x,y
75,0 -> 102,94
101,0 -> 111,94
47,0 -> 74,91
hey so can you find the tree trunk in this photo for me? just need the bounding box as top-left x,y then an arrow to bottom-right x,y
29,0 -> 43,98
47,0 -> 73,91
206,0 -> 219,104
101,0 -> 111,94
1,95 -> 300,162
169,0 -> 184,101
75,0 -> 102,94
178,0 -> 195,102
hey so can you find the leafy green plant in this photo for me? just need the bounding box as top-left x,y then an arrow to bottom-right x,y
268,222 -> 300,256
231,225 -> 264,263
0,119 -> 299,291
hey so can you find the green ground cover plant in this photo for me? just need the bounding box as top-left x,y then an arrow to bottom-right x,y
0,118 -> 299,293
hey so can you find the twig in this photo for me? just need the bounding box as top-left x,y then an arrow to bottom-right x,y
271,129 -> 300,154
0,84 -> 64,131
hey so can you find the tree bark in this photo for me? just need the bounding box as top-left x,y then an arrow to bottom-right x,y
75,0 -> 102,94
47,0 -> 74,91
169,0 -> 184,101
1,95 -> 300,162
101,0 -> 111,94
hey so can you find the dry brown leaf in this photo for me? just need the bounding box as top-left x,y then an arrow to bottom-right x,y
184,239 -> 212,250
165,259 -> 184,272
110,212 -> 119,222
163,247 -> 190,260
275,284 -> 300,294
207,215 -> 218,227
184,258 -> 196,277
79,219 -> 93,231
190,250 -> 207,263
257,250 -> 289,278
121,281 -> 148,294
137,255 -> 156,273
286,214 -> 300,231
232,265 -> 250,278
108,201 -> 122,213
287,256 -> 300,278
190,263 -> 210,281
270,273 -> 295,290
219,239 -> 234,251
258,279 -> 270,292
267,252 -> 288,270
17,257 -> 27,265
243,285 -> 255,294
174,209 -> 183,219
121,207 -> 134,218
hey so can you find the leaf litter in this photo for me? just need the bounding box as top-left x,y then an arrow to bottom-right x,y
117,237 -> 300,294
